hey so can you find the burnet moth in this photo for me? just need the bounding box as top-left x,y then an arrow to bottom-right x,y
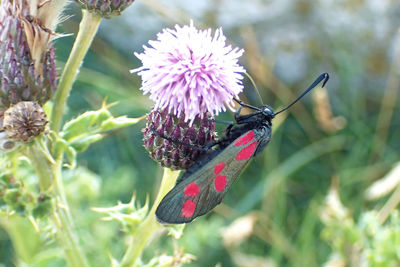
155,73 -> 330,224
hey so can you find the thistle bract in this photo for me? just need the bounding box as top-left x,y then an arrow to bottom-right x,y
76,0 -> 136,19
143,109 -> 216,170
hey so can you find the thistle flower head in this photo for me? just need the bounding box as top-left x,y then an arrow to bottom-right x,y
0,0 -> 62,110
131,21 -> 245,123
76,0 -> 136,19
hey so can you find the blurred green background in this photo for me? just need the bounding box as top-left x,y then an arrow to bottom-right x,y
1,0 -> 400,266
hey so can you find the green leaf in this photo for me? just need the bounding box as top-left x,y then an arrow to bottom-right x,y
64,110 -> 110,141
0,214 -> 42,263
92,195 -> 149,234
165,224 -> 185,239
59,105 -> 146,155
69,133 -> 103,152
100,115 -> 147,132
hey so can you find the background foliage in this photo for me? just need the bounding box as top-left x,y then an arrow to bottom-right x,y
1,0 -> 400,266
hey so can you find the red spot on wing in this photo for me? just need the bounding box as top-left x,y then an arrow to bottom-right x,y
234,131 -> 255,146
182,199 -> 196,218
236,141 -> 258,161
214,175 -> 227,192
214,162 -> 225,174
184,182 -> 199,197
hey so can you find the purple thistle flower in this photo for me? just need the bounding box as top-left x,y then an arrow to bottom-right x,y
131,21 -> 245,123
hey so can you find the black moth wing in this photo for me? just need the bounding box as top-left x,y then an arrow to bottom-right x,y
156,128 -> 271,224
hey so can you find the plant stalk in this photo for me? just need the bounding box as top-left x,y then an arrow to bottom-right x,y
28,144 -> 54,191
28,144 -> 89,267
370,27 -> 400,160
50,10 -> 102,133
121,168 -> 180,267
378,182 -> 400,224
52,158 -> 90,267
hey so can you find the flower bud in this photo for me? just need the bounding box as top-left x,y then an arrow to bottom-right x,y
0,0 -> 61,110
76,0 -> 135,19
3,101 -> 48,142
143,109 -> 216,170
32,193 -> 52,218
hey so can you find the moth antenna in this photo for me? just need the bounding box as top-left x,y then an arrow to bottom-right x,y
245,72 -> 264,105
274,73 -> 329,116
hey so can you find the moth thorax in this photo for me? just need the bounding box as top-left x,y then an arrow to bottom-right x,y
143,109 -> 216,170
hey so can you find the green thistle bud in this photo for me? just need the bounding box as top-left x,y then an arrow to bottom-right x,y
143,109 -> 216,170
32,193 -> 52,218
3,188 -> 26,215
76,0 -> 135,19
0,0 -> 60,111
2,101 -> 48,142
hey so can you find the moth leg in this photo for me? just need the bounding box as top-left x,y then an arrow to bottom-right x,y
150,128 -> 213,152
202,139 -> 225,150
233,98 -> 261,111
234,106 -> 261,124
219,106 -> 243,136
234,106 -> 243,121
206,118 -> 236,136
225,124 -> 233,136
206,119 -> 235,126
233,99 -> 264,124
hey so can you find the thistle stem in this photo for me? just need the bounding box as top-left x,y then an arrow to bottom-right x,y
378,182 -> 400,224
37,8 -> 102,266
28,144 -> 89,267
121,168 -> 180,267
50,10 -> 101,133
28,144 -> 54,191
52,158 -> 90,267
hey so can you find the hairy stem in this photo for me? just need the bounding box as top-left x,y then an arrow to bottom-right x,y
36,9 -> 102,266
50,10 -> 101,133
52,159 -> 90,267
28,143 -> 54,191
28,144 -> 89,267
121,168 -> 180,267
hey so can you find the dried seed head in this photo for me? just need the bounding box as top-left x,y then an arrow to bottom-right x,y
76,0 -> 136,19
0,0 -> 64,110
143,109 -> 216,170
3,101 -> 48,142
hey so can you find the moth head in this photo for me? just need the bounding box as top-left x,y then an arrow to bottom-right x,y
261,105 -> 275,120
